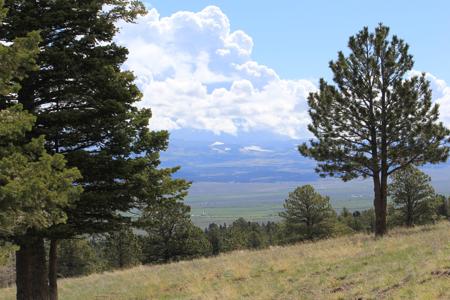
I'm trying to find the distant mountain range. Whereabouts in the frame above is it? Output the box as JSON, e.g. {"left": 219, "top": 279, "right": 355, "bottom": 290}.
{"left": 161, "top": 129, "right": 316, "bottom": 183}
{"left": 161, "top": 129, "right": 450, "bottom": 195}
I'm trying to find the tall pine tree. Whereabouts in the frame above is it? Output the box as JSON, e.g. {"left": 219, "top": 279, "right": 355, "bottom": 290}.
{"left": 299, "top": 25, "right": 450, "bottom": 236}
{"left": 0, "top": 1, "right": 185, "bottom": 299}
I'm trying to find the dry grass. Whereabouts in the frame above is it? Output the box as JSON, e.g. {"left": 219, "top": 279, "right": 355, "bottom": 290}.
{"left": 1, "top": 222, "right": 449, "bottom": 299}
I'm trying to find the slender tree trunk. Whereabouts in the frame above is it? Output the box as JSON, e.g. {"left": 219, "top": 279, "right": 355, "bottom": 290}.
{"left": 373, "top": 175, "right": 387, "bottom": 236}
{"left": 16, "top": 237, "right": 49, "bottom": 300}
{"left": 406, "top": 198, "right": 414, "bottom": 227}
{"left": 49, "top": 239, "right": 58, "bottom": 300}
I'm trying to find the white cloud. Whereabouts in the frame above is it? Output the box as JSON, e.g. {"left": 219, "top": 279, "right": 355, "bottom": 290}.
{"left": 240, "top": 145, "right": 273, "bottom": 153}
{"left": 209, "top": 141, "right": 230, "bottom": 153}
{"left": 116, "top": 7, "right": 450, "bottom": 139}
{"left": 210, "top": 141, "right": 224, "bottom": 147}
{"left": 424, "top": 73, "right": 450, "bottom": 126}
{"left": 408, "top": 71, "right": 450, "bottom": 126}
{"left": 116, "top": 6, "right": 316, "bottom": 139}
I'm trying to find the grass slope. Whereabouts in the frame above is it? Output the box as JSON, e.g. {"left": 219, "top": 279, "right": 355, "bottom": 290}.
{"left": 2, "top": 222, "right": 450, "bottom": 299}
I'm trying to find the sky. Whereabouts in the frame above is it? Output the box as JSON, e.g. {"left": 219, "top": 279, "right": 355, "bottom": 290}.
{"left": 114, "top": 0, "right": 450, "bottom": 141}
{"left": 144, "top": 0, "right": 450, "bottom": 81}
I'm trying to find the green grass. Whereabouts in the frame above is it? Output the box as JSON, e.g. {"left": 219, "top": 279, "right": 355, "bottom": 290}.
{"left": 2, "top": 222, "right": 450, "bottom": 299}
{"left": 185, "top": 181, "right": 375, "bottom": 227}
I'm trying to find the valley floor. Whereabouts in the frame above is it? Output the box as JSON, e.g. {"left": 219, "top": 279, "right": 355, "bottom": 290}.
{"left": 1, "top": 222, "right": 450, "bottom": 299}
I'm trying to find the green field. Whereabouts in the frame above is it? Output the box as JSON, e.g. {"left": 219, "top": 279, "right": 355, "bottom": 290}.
{"left": 186, "top": 181, "right": 374, "bottom": 227}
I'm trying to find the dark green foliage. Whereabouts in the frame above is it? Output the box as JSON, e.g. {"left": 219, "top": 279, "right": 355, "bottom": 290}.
{"left": 205, "top": 220, "right": 282, "bottom": 254}
{"left": 435, "top": 194, "right": 450, "bottom": 219}
{"left": 0, "top": 0, "right": 168, "bottom": 237}
{"left": 0, "top": 0, "right": 40, "bottom": 99}
{"left": 0, "top": 0, "right": 177, "bottom": 241}
{"left": 0, "top": 105, "right": 82, "bottom": 239}
{"left": 139, "top": 191, "right": 212, "bottom": 263}
{"left": 97, "top": 228, "right": 142, "bottom": 269}
{"left": 141, "top": 220, "right": 212, "bottom": 263}
{"left": 280, "top": 185, "right": 336, "bottom": 241}
{"left": 205, "top": 223, "right": 224, "bottom": 255}
{"left": 57, "top": 239, "right": 103, "bottom": 278}
{"left": 299, "top": 24, "right": 450, "bottom": 236}
{"left": 337, "top": 208, "right": 376, "bottom": 233}
{"left": 389, "top": 166, "right": 437, "bottom": 226}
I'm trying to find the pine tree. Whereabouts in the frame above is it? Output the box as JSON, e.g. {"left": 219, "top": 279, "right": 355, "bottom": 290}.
{"left": 99, "top": 228, "right": 142, "bottom": 269}
{"left": 0, "top": 1, "right": 185, "bottom": 298}
{"left": 0, "top": 105, "right": 82, "bottom": 236}
{"left": 299, "top": 24, "right": 450, "bottom": 236}
{"left": 279, "top": 185, "right": 335, "bottom": 241}
{"left": 0, "top": 2, "right": 82, "bottom": 298}
{"left": 0, "top": 106, "right": 82, "bottom": 300}
{"left": 389, "top": 165, "right": 436, "bottom": 226}
{"left": 57, "top": 238, "right": 103, "bottom": 278}
{"left": 435, "top": 194, "right": 450, "bottom": 219}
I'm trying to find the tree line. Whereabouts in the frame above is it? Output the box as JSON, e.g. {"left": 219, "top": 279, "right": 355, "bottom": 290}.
{"left": 2, "top": 168, "right": 448, "bottom": 284}
{"left": 0, "top": 0, "right": 449, "bottom": 299}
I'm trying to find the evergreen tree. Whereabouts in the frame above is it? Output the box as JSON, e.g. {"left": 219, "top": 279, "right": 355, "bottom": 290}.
{"left": 0, "top": 105, "right": 82, "bottom": 236}
{"left": 280, "top": 185, "right": 335, "bottom": 241}
{"left": 99, "top": 228, "right": 142, "bottom": 269}
{"left": 57, "top": 238, "right": 103, "bottom": 278}
{"left": 0, "top": 1, "right": 185, "bottom": 298}
{"left": 299, "top": 24, "right": 450, "bottom": 236}
{"left": 389, "top": 165, "right": 436, "bottom": 226}
{"left": 0, "top": 4, "right": 82, "bottom": 294}
{"left": 435, "top": 194, "right": 450, "bottom": 219}
{"left": 140, "top": 197, "right": 211, "bottom": 262}
{"left": 0, "top": 105, "right": 82, "bottom": 300}
{"left": 205, "top": 223, "right": 224, "bottom": 255}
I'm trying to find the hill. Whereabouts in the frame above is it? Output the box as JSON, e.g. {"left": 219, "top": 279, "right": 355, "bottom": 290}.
{"left": 1, "top": 222, "right": 450, "bottom": 299}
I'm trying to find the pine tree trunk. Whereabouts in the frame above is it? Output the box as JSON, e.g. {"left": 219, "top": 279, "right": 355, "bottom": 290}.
{"left": 16, "top": 237, "right": 49, "bottom": 300}
{"left": 16, "top": 243, "right": 32, "bottom": 300}
{"left": 406, "top": 199, "right": 414, "bottom": 227}
{"left": 49, "top": 239, "right": 58, "bottom": 300}
{"left": 373, "top": 176, "right": 387, "bottom": 236}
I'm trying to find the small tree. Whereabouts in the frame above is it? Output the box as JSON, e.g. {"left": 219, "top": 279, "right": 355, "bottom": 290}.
{"left": 389, "top": 166, "right": 436, "bottom": 226}
{"left": 138, "top": 174, "right": 211, "bottom": 262}
{"left": 300, "top": 24, "right": 450, "bottom": 236}
{"left": 99, "top": 228, "right": 142, "bottom": 269}
{"left": 57, "top": 238, "right": 103, "bottom": 278}
{"left": 280, "top": 185, "right": 335, "bottom": 241}
{"left": 435, "top": 194, "right": 450, "bottom": 219}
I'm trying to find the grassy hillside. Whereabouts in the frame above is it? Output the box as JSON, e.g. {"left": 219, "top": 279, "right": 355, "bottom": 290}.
{"left": 1, "top": 222, "right": 450, "bottom": 300}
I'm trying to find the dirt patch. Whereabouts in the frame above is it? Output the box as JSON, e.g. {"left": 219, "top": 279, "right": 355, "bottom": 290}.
{"left": 330, "top": 281, "right": 355, "bottom": 293}
{"left": 431, "top": 269, "right": 450, "bottom": 277}
{"left": 373, "top": 274, "right": 413, "bottom": 297}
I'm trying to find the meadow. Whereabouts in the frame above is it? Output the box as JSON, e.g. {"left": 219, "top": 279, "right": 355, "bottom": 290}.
{"left": 187, "top": 181, "right": 374, "bottom": 227}
{"left": 2, "top": 222, "right": 448, "bottom": 299}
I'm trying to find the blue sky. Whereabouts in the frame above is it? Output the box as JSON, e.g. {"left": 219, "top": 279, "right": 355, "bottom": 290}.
{"left": 145, "top": 0, "right": 450, "bottom": 82}
{"left": 114, "top": 0, "right": 450, "bottom": 140}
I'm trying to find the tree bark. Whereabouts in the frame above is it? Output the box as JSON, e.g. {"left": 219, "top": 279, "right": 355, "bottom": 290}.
{"left": 49, "top": 239, "right": 58, "bottom": 300}
{"left": 373, "top": 175, "right": 387, "bottom": 236}
{"left": 406, "top": 198, "right": 414, "bottom": 227}
{"left": 16, "top": 237, "right": 49, "bottom": 300}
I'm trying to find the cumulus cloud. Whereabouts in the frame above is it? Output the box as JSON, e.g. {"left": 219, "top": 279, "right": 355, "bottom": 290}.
{"left": 407, "top": 71, "right": 450, "bottom": 126}
{"left": 240, "top": 145, "right": 273, "bottom": 153}
{"left": 116, "top": 6, "right": 316, "bottom": 139}
{"left": 116, "top": 6, "right": 450, "bottom": 139}
{"left": 424, "top": 73, "right": 450, "bottom": 126}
